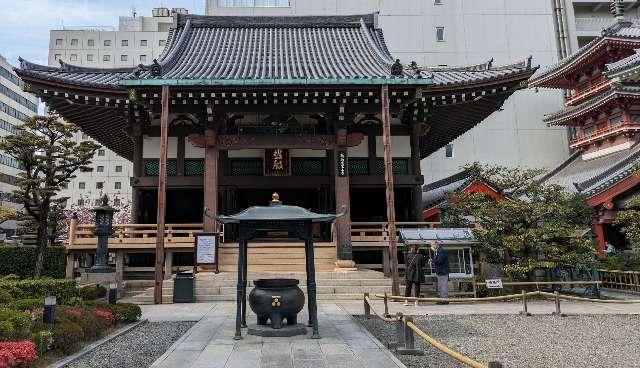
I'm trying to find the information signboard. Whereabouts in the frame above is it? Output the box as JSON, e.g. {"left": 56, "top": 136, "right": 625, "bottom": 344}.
{"left": 485, "top": 279, "right": 504, "bottom": 289}
{"left": 196, "top": 233, "right": 218, "bottom": 265}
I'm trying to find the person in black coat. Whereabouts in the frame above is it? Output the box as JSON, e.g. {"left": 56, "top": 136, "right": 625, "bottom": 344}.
{"left": 404, "top": 244, "right": 425, "bottom": 306}
{"left": 430, "top": 240, "right": 449, "bottom": 304}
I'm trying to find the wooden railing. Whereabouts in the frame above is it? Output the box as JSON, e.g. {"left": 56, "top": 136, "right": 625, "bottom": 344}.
{"left": 599, "top": 269, "right": 640, "bottom": 293}
{"left": 565, "top": 78, "right": 610, "bottom": 106}
{"left": 569, "top": 122, "right": 640, "bottom": 147}
{"left": 351, "top": 222, "right": 440, "bottom": 244}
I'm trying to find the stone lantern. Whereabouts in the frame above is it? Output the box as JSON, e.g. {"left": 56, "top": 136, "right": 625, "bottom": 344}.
{"left": 89, "top": 195, "right": 117, "bottom": 273}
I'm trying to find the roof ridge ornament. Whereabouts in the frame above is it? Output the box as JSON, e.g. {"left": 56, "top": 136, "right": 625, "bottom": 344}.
{"left": 390, "top": 59, "right": 403, "bottom": 76}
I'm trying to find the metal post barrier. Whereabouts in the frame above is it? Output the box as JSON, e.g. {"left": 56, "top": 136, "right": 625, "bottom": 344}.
{"left": 388, "top": 312, "right": 404, "bottom": 349}
{"left": 384, "top": 292, "right": 390, "bottom": 318}
{"left": 396, "top": 316, "right": 424, "bottom": 355}
{"left": 552, "top": 291, "right": 566, "bottom": 317}
{"left": 519, "top": 290, "right": 531, "bottom": 316}
{"left": 364, "top": 292, "right": 371, "bottom": 319}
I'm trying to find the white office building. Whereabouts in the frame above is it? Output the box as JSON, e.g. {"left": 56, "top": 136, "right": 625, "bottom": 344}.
{"left": 205, "top": 0, "right": 575, "bottom": 183}
{"left": 0, "top": 54, "right": 38, "bottom": 233}
{"left": 48, "top": 7, "right": 188, "bottom": 209}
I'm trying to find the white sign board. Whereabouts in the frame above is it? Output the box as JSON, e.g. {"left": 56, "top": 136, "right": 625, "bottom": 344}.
{"left": 485, "top": 279, "right": 503, "bottom": 289}
{"left": 196, "top": 235, "right": 217, "bottom": 264}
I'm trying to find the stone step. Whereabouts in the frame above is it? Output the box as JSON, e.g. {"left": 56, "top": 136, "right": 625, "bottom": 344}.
{"left": 188, "top": 279, "right": 391, "bottom": 288}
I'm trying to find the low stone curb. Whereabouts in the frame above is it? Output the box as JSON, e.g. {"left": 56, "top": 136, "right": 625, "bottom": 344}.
{"left": 47, "top": 319, "right": 148, "bottom": 368}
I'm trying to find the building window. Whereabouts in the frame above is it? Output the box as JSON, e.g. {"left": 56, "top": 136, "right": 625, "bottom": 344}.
{"left": 55, "top": 38, "right": 63, "bottom": 46}
{"left": 445, "top": 144, "right": 454, "bottom": 158}
{"left": 115, "top": 165, "right": 123, "bottom": 173}
{"left": 104, "top": 40, "right": 111, "bottom": 47}
{"left": 61, "top": 182, "right": 68, "bottom": 189}
{"left": 121, "top": 39, "right": 128, "bottom": 47}
{"left": 98, "top": 149, "right": 105, "bottom": 156}
{"left": 77, "top": 198, "right": 84, "bottom": 206}
{"left": 610, "top": 116, "right": 624, "bottom": 126}
{"left": 78, "top": 182, "right": 85, "bottom": 189}
{"left": 70, "top": 38, "right": 78, "bottom": 46}
{"left": 631, "top": 114, "right": 640, "bottom": 123}
{"left": 115, "top": 182, "right": 121, "bottom": 189}
{"left": 159, "top": 39, "right": 166, "bottom": 47}
{"left": 217, "top": 0, "right": 290, "bottom": 7}
{"left": 70, "top": 54, "right": 78, "bottom": 62}
{"left": 54, "top": 54, "right": 61, "bottom": 60}
{"left": 434, "top": 0, "right": 443, "bottom": 4}
{"left": 121, "top": 55, "right": 128, "bottom": 62}
{"left": 140, "top": 54, "right": 147, "bottom": 63}
{"left": 97, "top": 165, "right": 104, "bottom": 173}
{"left": 103, "top": 55, "right": 111, "bottom": 62}
{"left": 96, "top": 182, "right": 104, "bottom": 189}
{"left": 87, "top": 39, "right": 95, "bottom": 47}
{"left": 140, "top": 39, "right": 148, "bottom": 47}
{"left": 87, "top": 54, "right": 94, "bottom": 62}
{"left": 436, "top": 27, "right": 445, "bottom": 42}
{"left": 114, "top": 198, "right": 121, "bottom": 206}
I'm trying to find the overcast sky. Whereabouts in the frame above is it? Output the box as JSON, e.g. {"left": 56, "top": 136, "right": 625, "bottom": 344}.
{"left": 0, "top": 0, "right": 204, "bottom": 66}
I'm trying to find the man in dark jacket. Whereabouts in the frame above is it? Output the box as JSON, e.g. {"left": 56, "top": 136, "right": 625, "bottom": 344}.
{"left": 430, "top": 240, "right": 449, "bottom": 304}
{"left": 404, "top": 244, "right": 425, "bottom": 306}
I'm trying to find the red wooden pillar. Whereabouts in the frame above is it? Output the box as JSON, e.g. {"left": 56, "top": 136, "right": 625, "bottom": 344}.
{"left": 592, "top": 222, "right": 606, "bottom": 258}
{"left": 203, "top": 128, "right": 218, "bottom": 234}
{"left": 154, "top": 85, "right": 169, "bottom": 304}
{"left": 381, "top": 85, "right": 400, "bottom": 296}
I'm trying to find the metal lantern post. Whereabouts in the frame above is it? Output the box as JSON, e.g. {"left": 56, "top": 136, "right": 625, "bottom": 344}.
{"left": 90, "top": 195, "right": 117, "bottom": 272}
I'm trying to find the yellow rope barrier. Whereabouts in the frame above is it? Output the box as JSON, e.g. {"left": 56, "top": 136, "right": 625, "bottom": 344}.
{"left": 375, "top": 291, "right": 541, "bottom": 303}
{"left": 406, "top": 321, "right": 488, "bottom": 368}
{"left": 538, "top": 291, "right": 640, "bottom": 304}
{"left": 364, "top": 295, "right": 400, "bottom": 322}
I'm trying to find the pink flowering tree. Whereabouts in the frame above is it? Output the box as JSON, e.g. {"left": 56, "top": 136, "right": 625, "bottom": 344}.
{"left": 58, "top": 195, "right": 132, "bottom": 242}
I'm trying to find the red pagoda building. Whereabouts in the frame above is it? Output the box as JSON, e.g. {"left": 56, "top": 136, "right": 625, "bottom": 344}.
{"left": 530, "top": 2, "right": 640, "bottom": 255}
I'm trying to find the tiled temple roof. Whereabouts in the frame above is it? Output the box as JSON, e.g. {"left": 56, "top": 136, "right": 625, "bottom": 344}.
{"left": 18, "top": 14, "right": 533, "bottom": 88}
{"left": 530, "top": 20, "right": 640, "bottom": 87}
{"left": 422, "top": 171, "right": 472, "bottom": 210}
{"left": 541, "top": 142, "right": 640, "bottom": 198}
{"left": 542, "top": 84, "right": 640, "bottom": 125}
{"left": 605, "top": 49, "right": 640, "bottom": 78}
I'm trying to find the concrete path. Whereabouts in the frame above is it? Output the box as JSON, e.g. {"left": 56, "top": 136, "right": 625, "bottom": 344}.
{"left": 147, "top": 302, "right": 406, "bottom": 368}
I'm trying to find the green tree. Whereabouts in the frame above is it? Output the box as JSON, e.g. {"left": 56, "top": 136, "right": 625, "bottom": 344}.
{"left": 443, "top": 163, "right": 595, "bottom": 280}
{"left": 0, "top": 114, "right": 99, "bottom": 277}
{"left": 614, "top": 164, "right": 640, "bottom": 261}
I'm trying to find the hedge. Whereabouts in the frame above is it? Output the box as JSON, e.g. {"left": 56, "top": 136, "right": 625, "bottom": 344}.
{"left": 0, "top": 246, "right": 66, "bottom": 279}
{"left": 0, "top": 279, "right": 77, "bottom": 303}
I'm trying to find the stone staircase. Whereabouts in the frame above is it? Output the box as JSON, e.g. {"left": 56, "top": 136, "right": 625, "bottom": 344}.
{"left": 132, "top": 270, "right": 394, "bottom": 304}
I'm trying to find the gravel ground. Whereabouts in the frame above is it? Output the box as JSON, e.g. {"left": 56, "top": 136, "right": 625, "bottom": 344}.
{"left": 64, "top": 321, "right": 195, "bottom": 368}
{"left": 356, "top": 314, "right": 640, "bottom": 368}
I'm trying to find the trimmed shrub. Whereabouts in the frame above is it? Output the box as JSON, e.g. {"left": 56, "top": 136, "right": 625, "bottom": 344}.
{"left": 58, "top": 306, "right": 102, "bottom": 340}
{"left": 0, "top": 341, "right": 38, "bottom": 367}
{"left": 0, "top": 309, "right": 31, "bottom": 341}
{"left": 31, "top": 330, "right": 54, "bottom": 355}
{"left": 0, "top": 246, "right": 66, "bottom": 278}
{"left": 0, "top": 279, "right": 77, "bottom": 303}
{"left": 0, "top": 290, "right": 11, "bottom": 306}
{"left": 79, "top": 285, "right": 107, "bottom": 301}
{"left": 9, "top": 299, "right": 43, "bottom": 312}
{"left": 109, "top": 303, "right": 141, "bottom": 323}
{"left": 51, "top": 321, "right": 83, "bottom": 354}
{"left": 93, "top": 310, "right": 115, "bottom": 327}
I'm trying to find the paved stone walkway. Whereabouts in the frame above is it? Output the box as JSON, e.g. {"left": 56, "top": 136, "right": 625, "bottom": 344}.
{"left": 148, "top": 302, "right": 406, "bottom": 368}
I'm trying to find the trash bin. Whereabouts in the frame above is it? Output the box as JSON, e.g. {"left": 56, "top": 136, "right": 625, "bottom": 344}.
{"left": 173, "top": 272, "right": 195, "bottom": 303}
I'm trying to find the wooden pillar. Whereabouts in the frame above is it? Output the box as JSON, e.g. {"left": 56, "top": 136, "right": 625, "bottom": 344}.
{"left": 154, "top": 85, "right": 169, "bottom": 305}
{"left": 204, "top": 129, "right": 219, "bottom": 233}
{"left": 131, "top": 131, "right": 143, "bottom": 223}
{"left": 334, "top": 128, "right": 354, "bottom": 267}
{"left": 411, "top": 123, "right": 424, "bottom": 221}
{"left": 592, "top": 222, "right": 606, "bottom": 258}
{"left": 381, "top": 85, "right": 400, "bottom": 296}
{"left": 68, "top": 214, "right": 78, "bottom": 247}
{"left": 176, "top": 135, "right": 185, "bottom": 176}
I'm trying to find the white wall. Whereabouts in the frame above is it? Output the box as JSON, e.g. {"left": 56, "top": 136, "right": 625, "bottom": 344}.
{"left": 206, "top": 0, "right": 570, "bottom": 183}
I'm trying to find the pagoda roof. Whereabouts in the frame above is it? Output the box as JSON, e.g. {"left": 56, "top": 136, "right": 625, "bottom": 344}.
{"left": 543, "top": 83, "right": 640, "bottom": 125}
{"left": 541, "top": 141, "right": 640, "bottom": 198}
{"left": 422, "top": 171, "right": 473, "bottom": 210}
{"left": 530, "top": 20, "right": 640, "bottom": 88}
{"left": 605, "top": 49, "right": 640, "bottom": 78}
